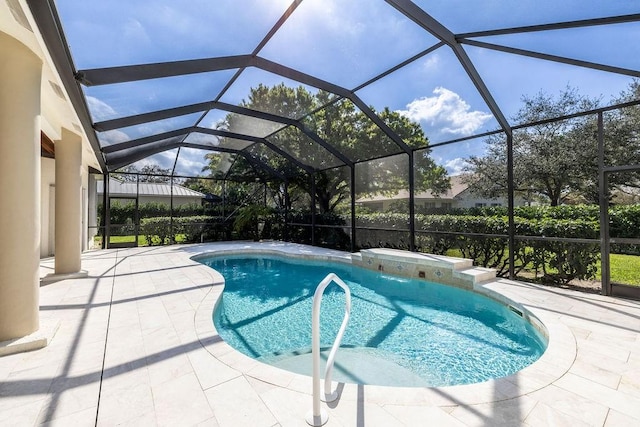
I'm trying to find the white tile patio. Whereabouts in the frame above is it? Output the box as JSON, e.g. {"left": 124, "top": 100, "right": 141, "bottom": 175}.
{"left": 1, "top": 242, "right": 639, "bottom": 426}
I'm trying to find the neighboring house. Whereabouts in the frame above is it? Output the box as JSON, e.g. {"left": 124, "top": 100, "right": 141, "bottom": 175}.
{"left": 356, "top": 175, "right": 524, "bottom": 212}
{"left": 611, "top": 184, "right": 640, "bottom": 205}
{"left": 97, "top": 178, "right": 205, "bottom": 207}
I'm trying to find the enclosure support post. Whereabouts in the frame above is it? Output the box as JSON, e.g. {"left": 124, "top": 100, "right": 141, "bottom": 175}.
{"left": 135, "top": 174, "right": 140, "bottom": 246}
{"left": 104, "top": 173, "right": 110, "bottom": 249}
{"left": 506, "top": 133, "right": 515, "bottom": 279}
{"left": 350, "top": 165, "right": 356, "bottom": 252}
{"left": 170, "top": 176, "right": 174, "bottom": 244}
{"left": 222, "top": 179, "right": 226, "bottom": 218}
{"left": 311, "top": 172, "right": 317, "bottom": 246}
{"left": 284, "top": 180, "right": 290, "bottom": 242}
{"left": 598, "top": 112, "right": 611, "bottom": 296}
{"left": 408, "top": 151, "right": 416, "bottom": 252}
{"left": 264, "top": 181, "right": 268, "bottom": 207}
{"left": 88, "top": 173, "right": 98, "bottom": 248}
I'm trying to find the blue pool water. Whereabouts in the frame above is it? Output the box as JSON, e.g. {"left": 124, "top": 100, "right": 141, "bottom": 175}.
{"left": 199, "top": 254, "right": 547, "bottom": 387}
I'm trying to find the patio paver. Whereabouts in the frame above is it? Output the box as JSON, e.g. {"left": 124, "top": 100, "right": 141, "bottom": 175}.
{"left": 0, "top": 242, "right": 639, "bottom": 426}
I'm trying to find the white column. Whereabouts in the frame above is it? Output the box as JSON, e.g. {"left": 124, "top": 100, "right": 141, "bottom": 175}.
{"left": 0, "top": 33, "right": 42, "bottom": 341}
{"left": 55, "top": 128, "right": 83, "bottom": 274}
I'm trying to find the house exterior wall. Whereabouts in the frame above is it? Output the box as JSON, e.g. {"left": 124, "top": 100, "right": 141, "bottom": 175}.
{"left": 40, "top": 159, "right": 95, "bottom": 257}
{"left": 454, "top": 195, "right": 508, "bottom": 209}
{"left": 40, "top": 157, "right": 55, "bottom": 257}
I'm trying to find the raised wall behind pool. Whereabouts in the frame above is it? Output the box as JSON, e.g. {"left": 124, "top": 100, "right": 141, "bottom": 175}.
{"left": 352, "top": 248, "right": 496, "bottom": 290}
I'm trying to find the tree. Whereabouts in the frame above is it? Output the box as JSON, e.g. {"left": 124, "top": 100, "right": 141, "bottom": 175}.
{"left": 113, "top": 164, "right": 173, "bottom": 183}
{"left": 603, "top": 80, "right": 640, "bottom": 201}
{"left": 208, "top": 84, "right": 449, "bottom": 213}
{"left": 182, "top": 176, "right": 221, "bottom": 196}
{"left": 465, "top": 87, "right": 600, "bottom": 206}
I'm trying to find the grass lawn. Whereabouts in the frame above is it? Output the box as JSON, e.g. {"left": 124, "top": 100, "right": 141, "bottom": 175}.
{"left": 445, "top": 249, "right": 640, "bottom": 287}
{"left": 95, "top": 234, "right": 188, "bottom": 247}
{"left": 603, "top": 253, "right": 640, "bottom": 286}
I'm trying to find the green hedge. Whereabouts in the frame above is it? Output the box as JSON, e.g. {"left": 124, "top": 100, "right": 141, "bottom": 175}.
{"left": 287, "top": 211, "right": 351, "bottom": 250}
{"left": 139, "top": 216, "right": 230, "bottom": 245}
{"left": 101, "top": 202, "right": 639, "bottom": 285}
{"left": 97, "top": 202, "right": 228, "bottom": 231}
{"left": 356, "top": 212, "right": 601, "bottom": 285}
{"left": 422, "top": 204, "right": 640, "bottom": 234}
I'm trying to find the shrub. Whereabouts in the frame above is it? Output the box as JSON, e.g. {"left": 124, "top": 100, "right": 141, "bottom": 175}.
{"left": 355, "top": 211, "right": 601, "bottom": 285}
{"left": 139, "top": 217, "right": 171, "bottom": 245}
{"left": 287, "top": 211, "right": 351, "bottom": 250}
{"left": 139, "top": 215, "right": 231, "bottom": 245}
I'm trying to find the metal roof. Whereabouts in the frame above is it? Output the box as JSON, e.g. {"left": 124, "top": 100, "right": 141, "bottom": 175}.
{"left": 97, "top": 178, "right": 205, "bottom": 199}
{"left": 27, "top": 1, "right": 640, "bottom": 181}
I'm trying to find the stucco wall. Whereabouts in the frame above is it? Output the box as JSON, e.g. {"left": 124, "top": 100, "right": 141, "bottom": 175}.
{"left": 40, "top": 157, "right": 55, "bottom": 257}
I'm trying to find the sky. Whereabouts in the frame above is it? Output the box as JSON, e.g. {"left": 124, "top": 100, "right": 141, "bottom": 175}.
{"left": 56, "top": 0, "right": 640, "bottom": 177}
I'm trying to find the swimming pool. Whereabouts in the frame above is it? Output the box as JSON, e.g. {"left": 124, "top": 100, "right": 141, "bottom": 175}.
{"left": 198, "top": 253, "right": 547, "bottom": 387}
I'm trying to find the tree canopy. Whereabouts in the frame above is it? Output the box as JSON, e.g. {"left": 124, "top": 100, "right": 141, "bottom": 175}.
{"left": 465, "top": 84, "right": 640, "bottom": 206}
{"left": 113, "top": 164, "right": 173, "bottom": 182}
{"left": 204, "top": 84, "right": 449, "bottom": 213}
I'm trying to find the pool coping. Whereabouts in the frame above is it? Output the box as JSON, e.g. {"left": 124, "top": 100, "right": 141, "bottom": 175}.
{"left": 188, "top": 242, "right": 576, "bottom": 407}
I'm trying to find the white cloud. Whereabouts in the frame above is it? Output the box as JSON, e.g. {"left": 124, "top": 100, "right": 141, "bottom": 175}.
{"left": 186, "top": 133, "right": 220, "bottom": 146}
{"left": 132, "top": 150, "right": 176, "bottom": 171}
{"left": 99, "top": 130, "right": 129, "bottom": 146}
{"left": 422, "top": 54, "right": 440, "bottom": 71}
{"left": 397, "top": 87, "right": 493, "bottom": 136}
{"left": 443, "top": 158, "right": 469, "bottom": 175}
{"left": 86, "top": 96, "right": 118, "bottom": 122}
{"left": 174, "top": 150, "right": 209, "bottom": 176}
{"left": 122, "top": 18, "right": 151, "bottom": 44}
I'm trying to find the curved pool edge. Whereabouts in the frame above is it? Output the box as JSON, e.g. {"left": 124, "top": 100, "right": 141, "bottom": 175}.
{"left": 187, "top": 242, "right": 577, "bottom": 407}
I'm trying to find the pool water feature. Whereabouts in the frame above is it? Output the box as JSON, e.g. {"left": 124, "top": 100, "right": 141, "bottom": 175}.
{"left": 199, "top": 254, "right": 547, "bottom": 387}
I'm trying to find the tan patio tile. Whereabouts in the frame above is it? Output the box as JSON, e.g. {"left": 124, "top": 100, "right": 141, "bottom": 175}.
{"left": 568, "top": 357, "right": 622, "bottom": 390}
{"left": 256, "top": 384, "right": 316, "bottom": 427}
{"left": 450, "top": 395, "right": 537, "bottom": 426}
{"left": 554, "top": 372, "right": 640, "bottom": 420}
{"left": 187, "top": 346, "right": 241, "bottom": 390}
{"left": 40, "top": 406, "right": 98, "bottom": 427}
{"left": 99, "top": 360, "right": 150, "bottom": 398}
{"left": 36, "top": 373, "right": 101, "bottom": 424}
{"left": 204, "top": 375, "right": 277, "bottom": 427}
{"left": 384, "top": 404, "right": 467, "bottom": 427}
{"left": 96, "top": 381, "right": 154, "bottom": 425}
{"left": 152, "top": 372, "right": 214, "bottom": 427}
{"left": 146, "top": 352, "right": 194, "bottom": 387}
{"left": 194, "top": 416, "right": 221, "bottom": 427}
{"left": 0, "top": 397, "right": 46, "bottom": 427}
{"left": 523, "top": 402, "right": 593, "bottom": 427}
{"left": 575, "top": 337, "right": 631, "bottom": 362}
{"left": 604, "top": 408, "right": 640, "bottom": 426}
{"left": 4, "top": 244, "right": 636, "bottom": 427}
{"left": 618, "top": 367, "right": 640, "bottom": 397}
{"left": 324, "top": 397, "right": 403, "bottom": 427}
{"left": 527, "top": 384, "right": 609, "bottom": 426}
{"left": 98, "top": 410, "right": 157, "bottom": 427}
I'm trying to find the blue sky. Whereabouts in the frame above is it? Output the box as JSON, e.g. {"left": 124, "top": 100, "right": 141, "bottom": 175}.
{"left": 56, "top": 0, "right": 640, "bottom": 176}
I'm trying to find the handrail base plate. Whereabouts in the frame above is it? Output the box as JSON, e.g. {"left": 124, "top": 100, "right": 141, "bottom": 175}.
{"left": 305, "top": 410, "right": 328, "bottom": 426}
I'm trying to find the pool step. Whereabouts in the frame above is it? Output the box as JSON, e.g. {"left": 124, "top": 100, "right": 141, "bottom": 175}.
{"left": 353, "top": 248, "right": 495, "bottom": 290}
{"left": 259, "top": 347, "right": 431, "bottom": 388}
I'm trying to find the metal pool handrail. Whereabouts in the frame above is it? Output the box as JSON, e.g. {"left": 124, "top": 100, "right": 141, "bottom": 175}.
{"left": 306, "top": 273, "right": 351, "bottom": 427}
